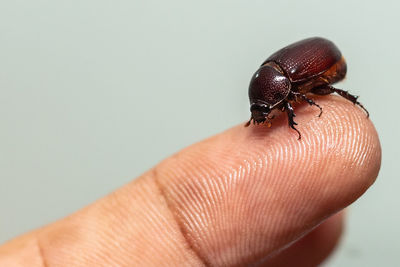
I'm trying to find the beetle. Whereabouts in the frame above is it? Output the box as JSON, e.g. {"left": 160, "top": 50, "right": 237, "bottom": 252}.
{"left": 245, "top": 37, "right": 368, "bottom": 139}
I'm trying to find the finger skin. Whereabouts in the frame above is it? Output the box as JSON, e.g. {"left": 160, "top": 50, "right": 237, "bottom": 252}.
{"left": 261, "top": 211, "right": 345, "bottom": 267}
{"left": 153, "top": 95, "right": 380, "bottom": 266}
{"left": 0, "top": 96, "right": 381, "bottom": 267}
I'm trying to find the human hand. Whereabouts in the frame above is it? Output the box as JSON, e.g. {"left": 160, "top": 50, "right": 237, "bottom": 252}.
{"left": 0, "top": 96, "right": 381, "bottom": 266}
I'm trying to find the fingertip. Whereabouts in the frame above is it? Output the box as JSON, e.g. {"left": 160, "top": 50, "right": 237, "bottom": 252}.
{"left": 238, "top": 94, "right": 380, "bottom": 205}
{"left": 155, "top": 95, "right": 381, "bottom": 266}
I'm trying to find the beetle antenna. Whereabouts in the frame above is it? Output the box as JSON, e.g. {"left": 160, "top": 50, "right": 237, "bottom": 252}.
{"left": 244, "top": 118, "right": 252, "bottom": 127}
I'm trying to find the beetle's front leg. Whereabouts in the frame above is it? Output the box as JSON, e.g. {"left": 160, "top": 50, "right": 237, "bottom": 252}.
{"left": 285, "top": 101, "right": 301, "bottom": 140}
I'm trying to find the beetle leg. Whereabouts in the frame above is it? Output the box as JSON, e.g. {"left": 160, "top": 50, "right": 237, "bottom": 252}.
{"left": 291, "top": 92, "right": 323, "bottom": 117}
{"left": 285, "top": 101, "right": 301, "bottom": 140}
{"left": 303, "top": 95, "right": 323, "bottom": 117}
{"left": 312, "top": 85, "right": 369, "bottom": 117}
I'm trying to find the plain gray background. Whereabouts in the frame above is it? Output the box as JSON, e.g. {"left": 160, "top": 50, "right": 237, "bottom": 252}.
{"left": 0, "top": 1, "right": 398, "bottom": 266}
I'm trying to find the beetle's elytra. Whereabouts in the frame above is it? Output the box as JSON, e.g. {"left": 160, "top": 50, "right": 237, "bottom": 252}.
{"left": 245, "top": 37, "right": 368, "bottom": 139}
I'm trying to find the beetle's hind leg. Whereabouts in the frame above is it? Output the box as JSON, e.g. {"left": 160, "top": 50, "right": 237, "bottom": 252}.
{"left": 291, "top": 92, "right": 323, "bottom": 117}
{"left": 312, "top": 85, "right": 369, "bottom": 117}
{"left": 285, "top": 101, "right": 301, "bottom": 140}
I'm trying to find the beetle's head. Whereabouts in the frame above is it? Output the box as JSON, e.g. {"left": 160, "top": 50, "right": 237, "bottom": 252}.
{"left": 245, "top": 64, "right": 290, "bottom": 127}
{"left": 244, "top": 102, "right": 271, "bottom": 126}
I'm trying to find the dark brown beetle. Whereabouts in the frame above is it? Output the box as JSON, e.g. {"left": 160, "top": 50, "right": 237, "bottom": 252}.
{"left": 245, "top": 37, "right": 368, "bottom": 139}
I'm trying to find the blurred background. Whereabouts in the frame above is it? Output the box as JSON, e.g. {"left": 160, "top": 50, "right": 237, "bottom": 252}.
{"left": 0, "top": 1, "right": 398, "bottom": 266}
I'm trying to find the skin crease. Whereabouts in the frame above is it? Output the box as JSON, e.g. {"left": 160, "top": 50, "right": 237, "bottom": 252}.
{"left": 261, "top": 211, "right": 345, "bottom": 267}
{"left": 0, "top": 95, "right": 381, "bottom": 267}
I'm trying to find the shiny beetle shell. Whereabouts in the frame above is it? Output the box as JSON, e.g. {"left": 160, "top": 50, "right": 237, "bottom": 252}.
{"left": 246, "top": 37, "right": 368, "bottom": 139}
